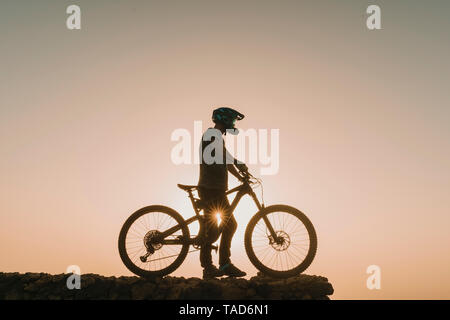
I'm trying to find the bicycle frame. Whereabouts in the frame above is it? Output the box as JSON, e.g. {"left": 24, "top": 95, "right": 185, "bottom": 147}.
{"left": 157, "top": 180, "right": 278, "bottom": 245}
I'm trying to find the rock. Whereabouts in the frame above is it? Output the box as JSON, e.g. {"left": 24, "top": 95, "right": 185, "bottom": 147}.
{"left": 131, "top": 282, "right": 157, "bottom": 299}
{"left": 0, "top": 272, "right": 334, "bottom": 300}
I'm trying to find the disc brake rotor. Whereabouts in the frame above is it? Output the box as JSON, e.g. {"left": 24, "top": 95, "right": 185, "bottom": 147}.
{"left": 268, "top": 230, "right": 291, "bottom": 251}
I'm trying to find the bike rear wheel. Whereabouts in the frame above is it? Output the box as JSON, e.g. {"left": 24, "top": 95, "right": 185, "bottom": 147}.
{"left": 118, "top": 205, "right": 190, "bottom": 278}
{"left": 245, "top": 205, "right": 317, "bottom": 278}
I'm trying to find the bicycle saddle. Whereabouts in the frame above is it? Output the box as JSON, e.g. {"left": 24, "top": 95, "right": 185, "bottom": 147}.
{"left": 177, "top": 184, "right": 197, "bottom": 191}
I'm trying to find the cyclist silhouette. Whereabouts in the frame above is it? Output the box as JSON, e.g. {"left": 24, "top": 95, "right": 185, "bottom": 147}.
{"left": 118, "top": 107, "right": 317, "bottom": 279}
{"left": 198, "top": 107, "right": 248, "bottom": 279}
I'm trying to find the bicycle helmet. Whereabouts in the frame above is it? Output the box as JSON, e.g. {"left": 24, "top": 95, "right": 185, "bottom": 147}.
{"left": 212, "top": 107, "right": 244, "bottom": 134}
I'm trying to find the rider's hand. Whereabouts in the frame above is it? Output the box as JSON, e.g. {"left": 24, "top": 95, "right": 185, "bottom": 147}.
{"left": 236, "top": 162, "right": 248, "bottom": 173}
{"left": 238, "top": 173, "right": 247, "bottom": 182}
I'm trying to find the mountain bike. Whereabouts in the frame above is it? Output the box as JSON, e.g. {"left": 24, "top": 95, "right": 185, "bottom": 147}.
{"left": 118, "top": 171, "right": 317, "bottom": 278}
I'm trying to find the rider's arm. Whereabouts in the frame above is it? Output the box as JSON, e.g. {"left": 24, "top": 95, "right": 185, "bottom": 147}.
{"left": 225, "top": 147, "right": 248, "bottom": 178}
{"left": 225, "top": 147, "right": 247, "bottom": 168}
{"left": 227, "top": 163, "right": 244, "bottom": 181}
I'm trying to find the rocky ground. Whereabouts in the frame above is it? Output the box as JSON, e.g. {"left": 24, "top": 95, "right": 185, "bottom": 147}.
{"left": 0, "top": 272, "right": 334, "bottom": 300}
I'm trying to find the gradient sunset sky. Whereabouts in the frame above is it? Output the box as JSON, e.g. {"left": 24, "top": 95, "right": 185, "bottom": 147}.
{"left": 1, "top": 0, "right": 449, "bottom": 299}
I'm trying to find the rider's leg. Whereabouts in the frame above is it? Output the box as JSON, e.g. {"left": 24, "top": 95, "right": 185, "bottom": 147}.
{"left": 215, "top": 194, "right": 246, "bottom": 277}
{"left": 198, "top": 188, "right": 221, "bottom": 268}
{"left": 199, "top": 211, "right": 220, "bottom": 268}
{"left": 199, "top": 189, "right": 245, "bottom": 277}
{"left": 216, "top": 195, "right": 237, "bottom": 267}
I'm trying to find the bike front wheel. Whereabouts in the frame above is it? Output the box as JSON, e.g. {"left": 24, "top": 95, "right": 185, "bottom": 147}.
{"left": 118, "top": 205, "right": 190, "bottom": 278}
{"left": 245, "top": 205, "right": 317, "bottom": 278}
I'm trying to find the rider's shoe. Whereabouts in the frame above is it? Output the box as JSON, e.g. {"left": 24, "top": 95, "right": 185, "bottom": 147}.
{"left": 203, "top": 265, "right": 225, "bottom": 279}
{"left": 219, "top": 263, "right": 247, "bottom": 277}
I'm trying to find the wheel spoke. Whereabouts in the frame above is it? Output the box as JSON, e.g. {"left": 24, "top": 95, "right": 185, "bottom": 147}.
{"left": 121, "top": 210, "right": 187, "bottom": 275}
{"left": 249, "top": 209, "right": 316, "bottom": 274}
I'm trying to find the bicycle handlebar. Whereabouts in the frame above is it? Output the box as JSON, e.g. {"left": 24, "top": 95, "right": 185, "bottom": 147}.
{"left": 239, "top": 170, "right": 257, "bottom": 184}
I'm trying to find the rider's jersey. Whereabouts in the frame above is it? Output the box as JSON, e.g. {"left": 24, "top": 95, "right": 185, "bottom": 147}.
{"left": 197, "top": 128, "right": 233, "bottom": 191}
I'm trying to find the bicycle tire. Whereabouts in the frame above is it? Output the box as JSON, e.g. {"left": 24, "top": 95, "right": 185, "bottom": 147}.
{"left": 244, "top": 204, "right": 317, "bottom": 278}
{"left": 118, "top": 205, "right": 190, "bottom": 278}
